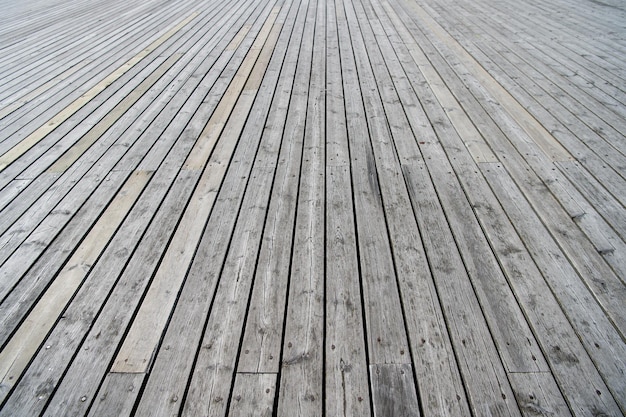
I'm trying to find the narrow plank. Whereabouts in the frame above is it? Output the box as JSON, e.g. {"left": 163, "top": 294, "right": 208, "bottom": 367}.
{"left": 0, "top": 8, "right": 193, "bottom": 184}
{"left": 408, "top": 6, "right": 626, "bottom": 281}
{"left": 324, "top": 0, "right": 371, "bottom": 414}
{"left": 0, "top": 0, "right": 302, "bottom": 361}
{"left": 481, "top": 163, "right": 626, "bottom": 412}
{"left": 558, "top": 160, "right": 626, "bottom": 242}
{"left": 0, "top": 12, "right": 199, "bottom": 172}
{"left": 0, "top": 179, "right": 30, "bottom": 212}
{"left": 177, "top": 2, "right": 303, "bottom": 412}
{"left": 111, "top": 12, "right": 282, "bottom": 375}
{"left": 359, "top": 0, "right": 553, "bottom": 411}
{"left": 399, "top": 0, "right": 573, "bottom": 162}
{"left": 47, "top": 53, "right": 184, "bottom": 173}
{"left": 226, "top": 24, "right": 252, "bottom": 51}
{"left": 27, "top": 172, "right": 197, "bottom": 417}
{"left": 228, "top": 373, "right": 276, "bottom": 417}
{"left": 0, "top": 3, "right": 187, "bottom": 133}
{"left": 402, "top": 164, "right": 521, "bottom": 417}
{"left": 381, "top": 2, "right": 497, "bottom": 164}
{"left": 0, "top": 169, "right": 151, "bottom": 400}
{"left": 86, "top": 373, "right": 145, "bottom": 417}
{"left": 236, "top": 0, "right": 311, "bottom": 374}
{"left": 276, "top": 0, "right": 325, "bottom": 412}
{"left": 0, "top": 2, "right": 273, "bottom": 413}
{"left": 0, "top": 0, "right": 257, "bottom": 313}
{"left": 341, "top": 0, "right": 411, "bottom": 367}
{"left": 0, "top": 60, "right": 88, "bottom": 120}
{"left": 370, "top": 364, "right": 420, "bottom": 416}
{"left": 508, "top": 373, "right": 571, "bottom": 417}
{"left": 447, "top": 1, "right": 626, "bottom": 145}
{"left": 183, "top": 7, "right": 281, "bottom": 171}
{"left": 128, "top": 4, "right": 289, "bottom": 417}
{"left": 325, "top": 167, "right": 372, "bottom": 416}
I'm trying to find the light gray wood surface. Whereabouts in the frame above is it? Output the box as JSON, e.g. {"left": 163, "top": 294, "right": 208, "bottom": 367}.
{"left": 1, "top": 0, "right": 624, "bottom": 415}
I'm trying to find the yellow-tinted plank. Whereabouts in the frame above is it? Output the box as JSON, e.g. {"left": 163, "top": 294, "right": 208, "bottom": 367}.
{"left": 0, "top": 170, "right": 152, "bottom": 398}
{"left": 226, "top": 24, "right": 252, "bottom": 51}
{"left": 383, "top": 2, "right": 498, "bottom": 163}
{"left": 0, "top": 61, "right": 90, "bottom": 120}
{"left": 47, "top": 53, "right": 184, "bottom": 173}
{"left": 244, "top": 24, "right": 282, "bottom": 91}
{"left": 183, "top": 7, "right": 280, "bottom": 171}
{"left": 402, "top": 0, "right": 573, "bottom": 161}
{"left": 111, "top": 10, "right": 282, "bottom": 374}
{"left": 0, "top": 12, "right": 198, "bottom": 172}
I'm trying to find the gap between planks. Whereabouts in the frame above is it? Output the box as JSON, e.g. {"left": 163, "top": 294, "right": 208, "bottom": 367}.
{"left": 399, "top": 0, "right": 574, "bottom": 162}
{"left": 111, "top": 8, "right": 282, "bottom": 374}
{"left": 0, "top": 12, "right": 199, "bottom": 172}
{"left": 0, "top": 170, "right": 152, "bottom": 399}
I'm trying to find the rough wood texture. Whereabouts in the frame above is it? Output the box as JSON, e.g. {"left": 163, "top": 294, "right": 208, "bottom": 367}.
{"left": 1, "top": 0, "right": 625, "bottom": 415}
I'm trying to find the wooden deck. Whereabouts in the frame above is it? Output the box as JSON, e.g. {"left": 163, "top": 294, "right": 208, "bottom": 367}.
{"left": 0, "top": 0, "right": 625, "bottom": 414}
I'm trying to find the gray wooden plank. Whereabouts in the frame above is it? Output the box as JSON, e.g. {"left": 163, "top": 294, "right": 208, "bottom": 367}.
{"left": 342, "top": 0, "right": 412, "bottom": 367}
{"left": 179, "top": 11, "right": 295, "bottom": 417}
{"left": 0, "top": 170, "right": 151, "bottom": 399}
{"left": 401, "top": 164, "right": 521, "bottom": 417}
{"left": 112, "top": 9, "right": 282, "bottom": 375}
{"left": 276, "top": 0, "right": 325, "bottom": 412}
{"left": 0, "top": 0, "right": 265, "bottom": 329}
{"left": 0, "top": 168, "right": 198, "bottom": 417}
{"left": 228, "top": 373, "right": 276, "bottom": 417}
{"left": 127, "top": 5, "right": 287, "bottom": 417}
{"left": 370, "top": 364, "right": 421, "bottom": 417}
{"left": 0, "top": 1, "right": 274, "bottom": 414}
{"left": 324, "top": 0, "right": 371, "bottom": 414}
{"left": 372, "top": 0, "right": 550, "bottom": 376}
{"left": 482, "top": 163, "right": 626, "bottom": 413}
{"left": 0, "top": 7, "right": 197, "bottom": 152}
{"left": 388, "top": 0, "right": 626, "bottom": 338}
{"left": 508, "top": 373, "right": 572, "bottom": 417}
{"left": 236, "top": 0, "right": 312, "bottom": 375}
{"left": 406, "top": 8, "right": 626, "bottom": 282}
{"left": 86, "top": 373, "right": 145, "bottom": 417}
{"left": 443, "top": 0, "right": 626, "bottom": 138}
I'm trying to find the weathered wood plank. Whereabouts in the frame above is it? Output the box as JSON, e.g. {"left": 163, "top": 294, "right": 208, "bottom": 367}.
{"left": 508, "top": 373, "right": 571, "bottom": 417}
{"left": 228, "top": 373, "right": 276, "bottom": 417}
{"left": 341, "top": 0, "right": 411, "bottom": 367}
{"left": 178, "top": 13, "right": 297, "bottom": 415}
{"left": 236, "top": 0, "right": 311, "bottom": 374}
{"left": 47, "top": 53, "right": 183, "bottom": 173}
{"left": 0, "top": 61, "right": 88, "bottom": 120}
{"left": 0, "top": 12, "right": 199, "bottom": 172}
{"left": 0, "top": 1, "right": 271, "bottom": 414}
{"left": 398, "top": 0, "right": 573, "bottom": 163}
{"left": 324, "top": 0, "right": 371, "bottom": 414}
{"left": 111, "top": 11, "right": 282, "bottom": 375}
{"left": 0, "top": 170, "right": 150, "bottom": 399}
{"left": 86, "top": 373, "right": 145, "bottom": 417}
{"left": 482, "top": 163, "right": 626, "bottom": 413}
{"left": 276, "top": 0, "right": 325, "bottom": 412}
{"left": 0, "top": 169, "right": 197, "bottom": 417}
{"left": 370, "top": 364, "right": 421, "bottom": 417}
{"left": 0, "top": 0, "right": 263, "bottom": 330}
